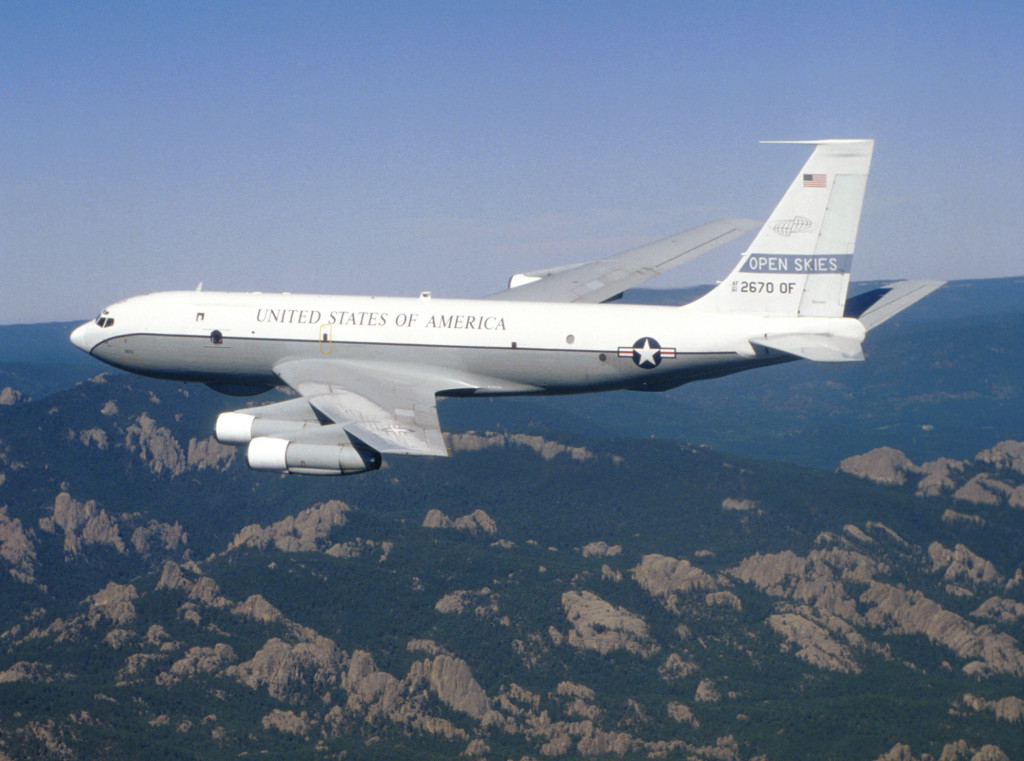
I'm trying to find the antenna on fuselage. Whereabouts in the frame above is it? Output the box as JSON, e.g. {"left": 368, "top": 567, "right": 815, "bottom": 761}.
{"left": 196, "top": 282, "right": 203, "bottom": 292}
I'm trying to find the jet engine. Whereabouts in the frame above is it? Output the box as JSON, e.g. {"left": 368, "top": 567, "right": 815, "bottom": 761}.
{"left": 215, "top": 397, "right": 325, "bottom": 445}
{"left": 247, "top": 436, "right": 381, "bottom": 476}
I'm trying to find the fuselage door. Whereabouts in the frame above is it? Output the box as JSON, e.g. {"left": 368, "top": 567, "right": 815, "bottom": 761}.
{"left": 319, "top": 324, "right": 332, "bottom": 354}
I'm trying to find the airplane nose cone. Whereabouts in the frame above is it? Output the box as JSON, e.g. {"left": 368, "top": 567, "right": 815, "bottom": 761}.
{"left": 70, "top": 322, "right": 94, "bottom": 353}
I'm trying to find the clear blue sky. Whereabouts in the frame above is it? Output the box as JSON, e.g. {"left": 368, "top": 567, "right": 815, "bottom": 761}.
{"left": 2, "top": 1, "right": 1021, "bottom": 324}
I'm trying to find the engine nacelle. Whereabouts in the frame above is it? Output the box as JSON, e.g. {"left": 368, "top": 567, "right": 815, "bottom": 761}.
{"left": 246, "top": 436, "right": 381, "bottom": 476}
{"left": 215, "top": 398, "right": 325, "bottom": 445}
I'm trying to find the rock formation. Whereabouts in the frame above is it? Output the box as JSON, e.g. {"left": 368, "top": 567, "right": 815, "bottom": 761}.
{"left": 423, "top": 508, "right": 498, "bottom": 534}
{"left": 0, "top": 506, "right": 37, "bottom": 584}
{"left": 40, "top": 492, "right": 125, "bottom": 556}
{"left": 87, "top": 582, "right": 138, "bottom": 627}
{"left": 228, "top": 500, "right": 350, "bottom": 553}
{"left": 632, "top": 554, "right": 719, "bottom": 613}
{"left": 767, "top": 612, "right": 860, "bottom": 673}
{"left": 227, "top": 634, "right": 347, "bottom": 702}
{"left": 840, "top": 441, "right": 1024, "bottom": 508}
{"left": 581, "top": 541, "right": 621, "bottom": 557}
{"left": 561, "top": 590, "right": 658, "bottom": 657}
{"left": 449, "top": 431, "right": 595, "bottom": 461}
{"left": 929, "top": 542, "right": 1003, "bottom": 587}
{"left": 839, "top": 447, "right": 922, "bottom": 485}
{"left": 957, "top": 693, "right": 1024, "bottom": 723}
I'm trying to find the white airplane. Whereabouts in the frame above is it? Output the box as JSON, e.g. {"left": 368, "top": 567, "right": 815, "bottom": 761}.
{"left": 70, "top": 140, "right": 941, "bottom": 476}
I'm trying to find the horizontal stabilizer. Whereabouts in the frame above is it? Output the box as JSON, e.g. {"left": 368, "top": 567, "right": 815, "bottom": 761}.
{"left": 750, "top": 333, "right": 864, "bottom": 362}
{"left": 845, "top": 280, "right": 945, "bottom": 330}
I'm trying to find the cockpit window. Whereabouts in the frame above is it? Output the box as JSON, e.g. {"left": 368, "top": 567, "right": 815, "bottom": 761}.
{"left": 94, "top": 316, "right": 115, "bottom": 328}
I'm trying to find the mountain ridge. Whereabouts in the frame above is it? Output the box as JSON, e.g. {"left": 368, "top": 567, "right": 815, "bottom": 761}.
{"left": 0, "top": 277, "right": 1021, "bottom": 759}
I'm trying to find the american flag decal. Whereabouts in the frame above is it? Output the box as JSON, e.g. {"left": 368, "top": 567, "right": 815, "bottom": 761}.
{"left": 803, "top": 173, "right": 826, "bottom": 188}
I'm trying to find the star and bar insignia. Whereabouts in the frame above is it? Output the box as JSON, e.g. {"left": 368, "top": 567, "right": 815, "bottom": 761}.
{"left": 617, "top": 337, "right": 676, "bottom": 369}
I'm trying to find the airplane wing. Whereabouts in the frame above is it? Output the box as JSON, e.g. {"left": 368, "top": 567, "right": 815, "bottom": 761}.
{"left": 485, "top": 218, "right": 760, "bottom": 304}
{"left": 273, "top": 359, "right": 453, "bottom": 456}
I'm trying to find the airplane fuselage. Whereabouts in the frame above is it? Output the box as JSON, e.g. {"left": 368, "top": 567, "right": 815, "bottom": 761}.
{"left": 71, "top": 289, "right": 866, "bottom": 396}
{"left": 68, "top": 141, "right": 942, "bottom": 476}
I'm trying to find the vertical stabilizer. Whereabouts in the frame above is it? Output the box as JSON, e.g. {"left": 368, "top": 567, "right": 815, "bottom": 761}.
{"left": 691, "top": 139, "right": 873, "bottom": 317}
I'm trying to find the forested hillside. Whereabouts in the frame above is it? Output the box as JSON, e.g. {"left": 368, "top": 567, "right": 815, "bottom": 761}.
{"left": 0, "top": 277, "right": 1020, "bottom": 760}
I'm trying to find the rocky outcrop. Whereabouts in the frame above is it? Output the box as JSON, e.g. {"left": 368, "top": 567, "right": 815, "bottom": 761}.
{"left": 450, "top": 431, "right": 594, "bottom": 461}
{"left": 434, "top": 588, "right": 501, "bottom": 620}
{"left": 694, "top": 678, "right": 720, "bottom": 703}
{"left": 423, "top": 508, "right": 454, "bottom": 528}
{"left": 325, "top": 537, "right": 393, "bottom": 561}
{"left": 658, "top": 653, "right": 698, "bottom": 680}
{"left": 976, "top": 440, "right": 1024, "bottom": 474}
{"left": 227, "top": 500, "right": 350, "bottom": 553}
{"left": 839, "top": 447, "right": 921, "bottom": 485}
{"left": 185, "top": 436, "right": 236, "bottom": 472}
{"left": 0, "top": 661, "right": 72, "bottom": 683}
{"left": 666, "top": 701, "right": 699, "bottom": 727}
{"left": 581, "top": 541, "right": 621, "bottom": 558}
{"left": 117, "top": 653, "right": 167, "bottom": 684}
{"left": 861, "top": 582, "right": 1024, "bottom": 676}
{"left": 77, "top": 428, "right": 108, "bottom": 449}
{"left": 957, "top": 693, "right": 1024, "bottom": 723}
{"left": 972, "top": 596, "right": 1024, "bottom": 623}
{"left": 125, "top": 413, "right": 187, "bottom": 475}
{"left": 0, "top": 387, "right": 27, "bottom": 405}
{"left": 261, "top": 709, "right": 309, "bottom": 735}
{"left": 953, "top": 475, "right": 1012, "bottom": 506}
{"left": 337, "top": 649, "right": 495, "bottom": 742}
{"left": 0, "top": 506, "right": 37, "bottom": 584}
{"left": 731, "top": 540, "right": 1024, "bottom": 677}
{"left": 436, "top": 589, "right": 474, "bottom": 614}
{"left": 227, "top": 634, "right": 346, "bottom": 702}
{"left": 35, "top": 492, "right": 185, "bottom": 563}
{"left": 561, "top": 590, "right": 658, "bottom": 657}
{"left": 721, "top": 498, "right": 758, "bottom": 512}
{"left": 768, "top": 612, "right": 860, "bottom": 673}
{"left": 154, "top": 561, "right": 231, "bottom": 616}
{"left": 730, "top": 548, "right": 872, "bottom": 622}
{"left": 159, "top": 644, "right": 237, "bottom": 685}
{"left": 929, "top": 542, "right": 1003, "bottom": 587}
{"left": 87, "top": 582, "right": 138, "bottom": 627}
{"left": 840, "top": 442, "right": 1024, "bottom": 507}
{"left": 124, "top": 414, "right": 234, "bottom": 475}
{"left": 420, "top": 655, "right": 490, "bottom": 720}
{"left": 943, "top": 509, "right": 986, "bottom": 527}
{"left": 130, "top": 520, "right": 187, "bottom": 555}
{"left": 423, "top": 508, "right": 497, "bottom": 534}
{"left": 232, "top": 594, "right": 285, "bottom": 625}
{"left": 454, "top": 509, "right": 497, "bottom": 534}
{"left": 633, "top": 554, "right": 718, "bottom": 613}
{"left": 917, "top": 458, "right": 968, "bottom": 497}
{"left": 872, "top": 740, "right": 1011, "bottom": 761}
{"left": 40, "top": 492, "right": 125, "bottom": 556}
